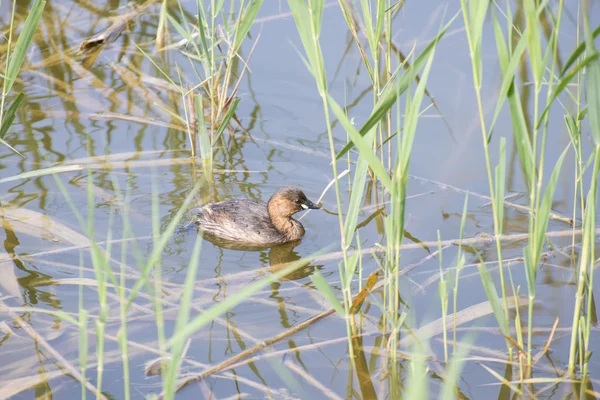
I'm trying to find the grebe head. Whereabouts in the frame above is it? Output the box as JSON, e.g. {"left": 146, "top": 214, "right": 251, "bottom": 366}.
{"left": 267, "top": 187, "right": 320, "bottom": 218}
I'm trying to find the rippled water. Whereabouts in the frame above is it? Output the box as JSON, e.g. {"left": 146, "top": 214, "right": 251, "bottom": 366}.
{"left": 0, "top": 0, "right": 599, "bottom": 398}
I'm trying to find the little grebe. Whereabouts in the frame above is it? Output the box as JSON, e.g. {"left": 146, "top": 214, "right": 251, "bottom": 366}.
{"left": 196, "top": 186, "right": 320, "bottom": 245}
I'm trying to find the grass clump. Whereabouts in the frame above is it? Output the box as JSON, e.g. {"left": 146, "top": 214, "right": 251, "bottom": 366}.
{"left": 148, "top": 0, "right": 262, "bottom": 182}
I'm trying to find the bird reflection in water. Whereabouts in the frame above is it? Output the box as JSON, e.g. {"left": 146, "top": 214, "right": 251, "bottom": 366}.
{"left": 198, "top": 233, "right": 322, "bottom": 281}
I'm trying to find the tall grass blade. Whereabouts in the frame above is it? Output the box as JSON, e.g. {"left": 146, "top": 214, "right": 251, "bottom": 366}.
{"left": 327, "top": 95, "right": 392, "bottom": 189}
{"left": 561, "top": 25, "right": 600, "bottom": 75}
{"left": 0, "top": 92, "right": 24, "bottom": 139}
{"left": 310, "top": 270, "right": 345, "bottom": 316}
{"left": 288, "top": 0, "right": 325, "bottom": 91}
{"left": 213, "top": 97, "right": 240, "bottom": 144}
{"left": 466, "top": 0, "right": 489, "bottom": 87}
{"left": 532, "top": 146, "right": 569, "bottom": 265}
{"left": 233, "top": 0, "right": 264, "bottom": 51}
{"left": 477, "top": 262, "right": 510, "bottom": 337}
{"left": 491, "top": 11, "right": 533, "bottom": 186}
{"left": 440, "top": 335, "right": 473, "bottom": 400}
{"left": 582, "top": 5, "right": 600, "bottom": 146}
{"left": 487, "top": 32, "right": 528, "bottom": 142}
{"left": 538, "top": 53, "right": 600, "bottom": 129}
{"left": 343, "top": 142, "right": 371, "bottom": 246}
{"left": 524, "top": 0, "right": 543, "bottom": 84}
{"left": 494, "top": 138, "right": 506, "bottom": 234}
{"left": 195, "top": 94, "right": 211, "bottom": 166}
{"left": 4, "top": 0, "right": 46, "bottom": 95}
{"left": 162, "top": 233, "right": 204, "bottom": 399}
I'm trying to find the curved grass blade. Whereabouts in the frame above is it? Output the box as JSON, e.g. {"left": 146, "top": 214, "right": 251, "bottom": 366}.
{"left": 477, "top": 262, "right": 510, "bottom": 337}
{"left": 561, "top": 25, "right": 600, "bottom": 75}
{"left": 213, "top": 97, "right": 240, "bottom": 144}
{"left": 0, "top": 93, "right": 24, "bottom": 140}
{"left": 0, "top": 92, "right": 26, "bottom": 157}
{"left": 232, "top": 0, "right": 264, "bottom": 52}
{"left": 327, "top": 94, "right": 392, "bottom": 190}
{"left": 310, "top": 269, "right": 345, "bottom": 316}
{"left": 537, "top": 52, "right": 600, "bottom": 130}
{"left": 486, "top": 30, "right": 528, "bottom": 142}
{"left": 532, "top": 145, "right": 569, "bottom": 264}
{"left": 4, "top": 0, "right": 46, "bottom": 95}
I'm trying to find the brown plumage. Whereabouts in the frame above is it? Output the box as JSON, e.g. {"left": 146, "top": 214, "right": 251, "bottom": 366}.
{"left": 196, "top": 187, "right": 321, "bottom": 246}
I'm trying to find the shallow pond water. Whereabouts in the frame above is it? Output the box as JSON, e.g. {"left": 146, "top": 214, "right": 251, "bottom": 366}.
{"left": 1, "top": 0, "right": 599, "bottom": 399}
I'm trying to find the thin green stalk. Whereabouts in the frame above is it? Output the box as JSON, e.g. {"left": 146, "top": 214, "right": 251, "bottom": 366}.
{"left": 437, "top": 230, "right": 448, "bottom": 364}
{"left": 78, "top": 250, "right": 88, "bottom": 400}
{"left": 459, "top": 1, "right": 511, "bottom": 357}
{"left": 582, "top": 149, "right": 599, "bottom": 378}
{"left": 162, "top": 233, "right": 204, "bottom": 399}
{"left": 0, "top": 0, "right": 18, "bottom": 122}
{"left": 118, "top": 221, "right": 131, "bottom": 400}
{"left": 0, "top": 0, "right": 45, "bottom": 156}
{"left": 151, "top": 168, "right": 167, "bottom": 390}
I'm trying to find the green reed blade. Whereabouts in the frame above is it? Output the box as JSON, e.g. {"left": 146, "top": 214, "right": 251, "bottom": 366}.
{"left": 477, "top": 262, "right": 510, "bottom": 337}
{"left": 440, "top": 332, "right": 473, "bottom": 400}
{"left": 494, "top": 138, "right": 506, "bottom": 235}
{"left": 491, "top": 11, "right": 533, "bottom": 188}
{"left": 327, "top": 94, "right": 392, "bottom": 190}
{"left": 78, "top": 308, "right": 88, "bottom": 400}
{"left": 537, "top": 52, "right": 600, "bottom": 131}
{"left": 3, "top": 0, "right": 46, "bottom": 96}
{"left": 232, "top": 0, "right": 263, "bottom": 51}
{"left": 583, "top": 7, "right": 600, "bottom": 146}
{"left": 532, "top": 145, "right": 569, "bottom": 264}
{"left": 193, "top": 3, "right": 211, "bottom": 75}
{"left": 0, "top": 92, "right": 23, "bottom": 139}
{"left": 487, "top": 30, "right": 528, "bottom": 143}
{"left": 400, "top": 29, "right": 438, "bottom": 166}
{"left": 213, "top": 97, "right": 240, "bottom": 144}
{"left": 195, "top": 94, "right": 211, "bottom": 164}
{"left": 310, "top": 270, "right": 345, "bottom": 316}
{"left": 343, "top": 129, "right": 373, "bottom": 247}
{"left": 562, "top": 25, "right": 600, "bottom": 75}
{"left": 288, "top": 0, "right": 322, "bottom": 89}
{"left": 358, "top": 0, "right": 376, "bottom": 60}
{"left": 524, "top": 0, "right": 543, "bottom": 84}
{"left": 309, "top": 0, "right": 324, "bottom": 38}
{"left": 162, "top": 233, "right": 204, "bottom": 399}
{"left": 466, "top": 0, "right": 489, "bottom": 87}
{"left": 405, "top": 344, "right": 428, "bottom": 400}
{"left": 0, "top": 92, "right": 25, "bottom": 157}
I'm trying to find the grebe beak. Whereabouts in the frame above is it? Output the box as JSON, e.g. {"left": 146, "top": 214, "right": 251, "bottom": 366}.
{"left": 301, "top": 199, "right": 321, "bottom": 210}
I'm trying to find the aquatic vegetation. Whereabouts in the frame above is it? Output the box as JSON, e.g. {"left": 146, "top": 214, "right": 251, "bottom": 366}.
{"left": 0, "top": 0, "right": 598, "bottom": 399}
{"left": 0, "top": 0, "right": 45, "bottom": 157}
